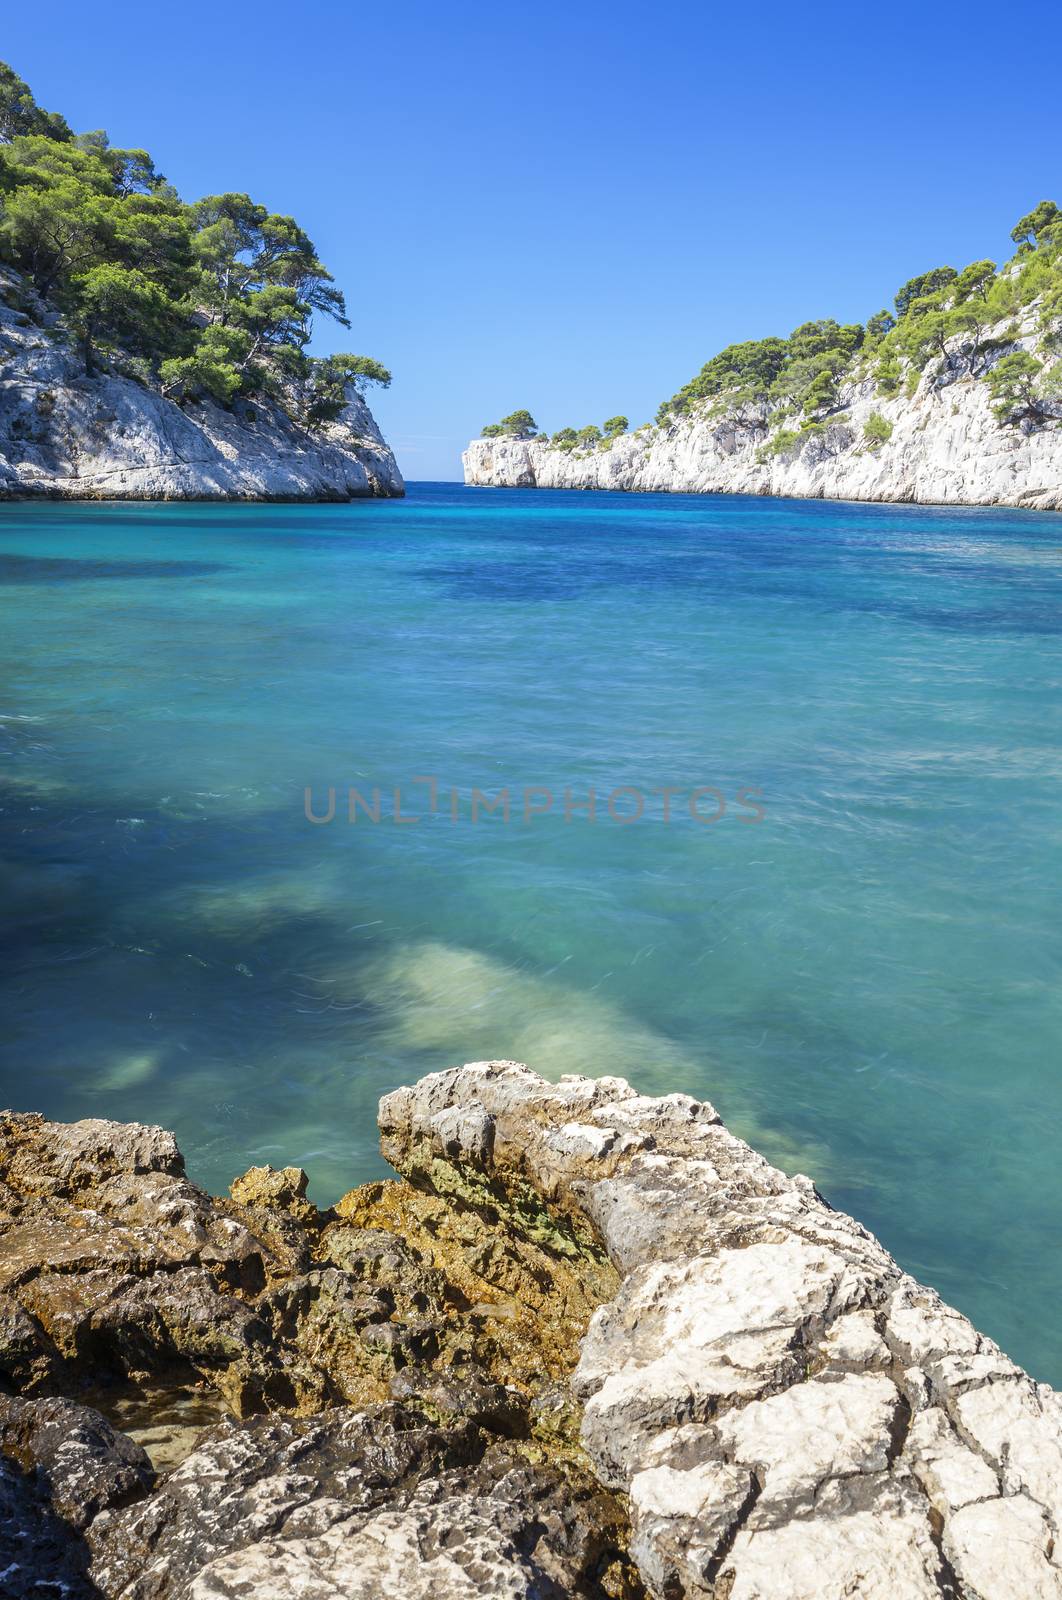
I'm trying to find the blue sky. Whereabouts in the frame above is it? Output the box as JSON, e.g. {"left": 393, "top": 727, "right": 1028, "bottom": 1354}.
{"left": 5, "top": 1, "right": 1061, "bottom": 480}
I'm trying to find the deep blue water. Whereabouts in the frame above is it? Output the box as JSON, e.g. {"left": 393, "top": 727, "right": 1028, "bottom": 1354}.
{"left": 1, "top": 484, "right": 1060, "bottom": 1381}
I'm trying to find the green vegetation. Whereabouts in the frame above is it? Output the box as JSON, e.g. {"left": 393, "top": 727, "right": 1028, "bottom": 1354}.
{"left": 0, "top": 62, "right": 389, "bottom": 423}
{"left": 651, "top": 202, "right": 1061, "bottom": 437}
{"left": 874, "top": 351, "right": 903, "bottom": 397}
{"left": 863, "top": 412, "right": 893, "bottom": 448}
{"left": 1011, "top": 200, "right": 1061, "bottom": 249}
{"left": 984, "top": 351, "right": 1047, "bottom": 424}
{"left": 0, "top": 61, "right": 72, "bottom": 143}
{"left": 544, "top": 416, "right": 629, "bottom": 452}
{"left": 864, "top": 309, "right": 896, "bottom": 343}
{"left": 756, "top": 427, "right": 800, "bottom": 462}
{"left": 656, "top": 337, "right": 789, "bottom": 422}
{"left": 481, "top": 408, "right": 538, "bottom": 438}
{"left": 655, "top": 321, "right": 867, "bottom": 425}
{"left": 549, "top": 427, "right": 578, "bottom": 450}
{"left": 477, "top": 413, "right": 635, "bottom": 451}
{"left": 893, "top": 267, "right": 958, "bottom": 319}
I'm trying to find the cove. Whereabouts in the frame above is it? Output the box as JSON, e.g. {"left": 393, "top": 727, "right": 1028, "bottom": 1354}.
{"left": 1, "top": 483, "right": 1060, "bottom": 1384}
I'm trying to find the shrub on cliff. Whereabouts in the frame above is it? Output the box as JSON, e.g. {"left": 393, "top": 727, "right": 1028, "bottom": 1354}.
{"left": 546, "top": 418, "right": 627, "bottom": 450}
{"left": 985, "top": 350, "right": 1047, "bottom": 424}
{"left": 1011, "top": 200, "right": 1061, "bottom": 249}
{"left": 894, "top": 266, "right": 958, "bottom": 319}
{"left": 160, "top": 326, "right": 250, "bottom": 405}
{"left": 800, "top": 369, "right": 839, "bottom": 416}
{"left": 755, "top": 427, "right": 800, "bottom": 463}
{"left": 864, "top": 309, "right": 896, "bottom": 345}
{"left": 875, "top": 351, "right": 903, "bottom": 396}
{"left": 863, "top": 412, "right": 893, "bottom": 448}
{"left": 550, "top": 427, "right": 578, "bottom": 450}
{"left": 656, "top": 336, "right": 789, "bottom": 422}
{"left": 482, "top": 409, "right": 538, "bottom": 438}
{"left": 306, "top": 354, "right": 392, "bottom": 424}
{"left": 953, "top": 260, "right": 997, "bottom": 303}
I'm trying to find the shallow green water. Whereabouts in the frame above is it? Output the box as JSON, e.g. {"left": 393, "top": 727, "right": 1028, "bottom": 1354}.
{"left": 1, "top": 485, "right": 1060, "bottom": 1380}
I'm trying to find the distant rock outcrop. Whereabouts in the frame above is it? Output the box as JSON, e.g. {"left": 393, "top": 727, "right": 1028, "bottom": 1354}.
{"left": 464, "top": 317, "right": 1061, "bottom": 511}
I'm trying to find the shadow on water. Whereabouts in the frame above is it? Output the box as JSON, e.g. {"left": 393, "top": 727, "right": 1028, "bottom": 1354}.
{"left": 413, "top": 532, "right": 1062, "bottom": 634}
{"left": 0, "top": 553, "right": 231, "bottom": 582}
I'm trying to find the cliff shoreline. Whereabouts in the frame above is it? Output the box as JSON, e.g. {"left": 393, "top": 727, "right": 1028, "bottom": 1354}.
{"left": 0, "top": 270, "right": 404, "bottom": 503}
{"left": 464, "top": 315, "right": 1061, "bottom": 512}
{"left": 2, "top": 1062, "right": 1061, "bottom": 1598}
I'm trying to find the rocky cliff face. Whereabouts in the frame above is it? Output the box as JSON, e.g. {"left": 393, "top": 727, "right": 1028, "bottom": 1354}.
{"left": 464, "top": 320, "right": 1061, "bottom": 511}
{"left": 3, "top": 1064, "right": 1061, "bottom": 1599}
{"left": 0, "top": 272, "right": 404, "bottom": 501}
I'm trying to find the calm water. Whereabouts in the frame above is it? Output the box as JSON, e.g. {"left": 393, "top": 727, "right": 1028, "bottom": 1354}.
{"left": 1, "top": 484, "right": 1060, "bottom": 1381}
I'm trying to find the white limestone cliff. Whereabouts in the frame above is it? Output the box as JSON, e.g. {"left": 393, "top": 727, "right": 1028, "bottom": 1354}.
{"left": 464, "top": 317, "right": 1061, "bottom": 511}
{"left": 0, "top": 270, "right": 403, "bottom": 501}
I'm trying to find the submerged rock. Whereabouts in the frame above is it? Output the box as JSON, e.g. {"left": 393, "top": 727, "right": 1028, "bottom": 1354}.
{"left": 1, "top": 1062, "right": 1061, "bottom": 1597}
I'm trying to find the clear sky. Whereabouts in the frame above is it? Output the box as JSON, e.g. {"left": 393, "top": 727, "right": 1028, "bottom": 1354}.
{"left": 5, "top": 1, "right": 1061, "bottom": 480}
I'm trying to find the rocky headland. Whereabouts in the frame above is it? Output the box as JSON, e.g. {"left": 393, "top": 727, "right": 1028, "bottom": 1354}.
{"left": 0, "top": 271, "right": 404, "bottom": 501}
{"left": 465, "top": 192, "right": 1062, "bottom": 520}
{"left": 2, "top": 1061, "right": 1061, "bottom": 1598}
{"left": 0, "top": 60, "right": 404, "bottom": 504}
{"left": 464, "top": 313, "right": 1061, "bottom": 510}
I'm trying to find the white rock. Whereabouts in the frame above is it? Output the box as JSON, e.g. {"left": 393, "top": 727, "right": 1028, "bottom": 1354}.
{"left": 715, "top": 1371, "right": 900, "bottom": 1496}
{"left": 187, "top": 1497, "right": 552, "bottom": 1600}
{"left": 944, "top": 1494, "right": 1062, "bottom": 1600}
{"left": 953, "top": 1379, "right": 1062, "bottom": 1507}
{"left": 819, "top": 1309, "right": 891, "bottom": 1366}
{"left": 381, "top": 1061, "right": 1062, "bottom": 1599}
{"left": 907, "top": 1405, "right": 1000, "bottom": 1513}
{"left": 722, "top": 1496, "right": 945, "bottom": 1600}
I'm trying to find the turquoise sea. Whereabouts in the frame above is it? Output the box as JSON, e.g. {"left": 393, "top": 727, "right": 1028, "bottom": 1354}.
{"left": 1, "top": 484, "right": 1060, "bottom": 1382}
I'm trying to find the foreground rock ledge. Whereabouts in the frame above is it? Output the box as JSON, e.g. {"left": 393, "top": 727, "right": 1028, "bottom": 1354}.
{"left": 2, "top": 1064, "right": 1062, "bottom": 1599}
{"left": 384, "top": 1064, "right": 1062, "bottom": 1599}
